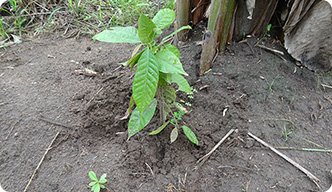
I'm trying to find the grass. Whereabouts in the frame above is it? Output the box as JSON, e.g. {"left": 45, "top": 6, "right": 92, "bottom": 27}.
{"left": 265, "top": 75, "right": 279, "bottom": 92}
{"left": 0, "top": 0, "right": 175, "bottom": 39}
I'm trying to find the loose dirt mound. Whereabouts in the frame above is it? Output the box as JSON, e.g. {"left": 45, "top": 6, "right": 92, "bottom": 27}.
{"left": 1, "top": 31, "right": 332, "bottom": 191}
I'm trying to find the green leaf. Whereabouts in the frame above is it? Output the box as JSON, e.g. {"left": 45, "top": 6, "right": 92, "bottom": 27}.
{"left": 164, "top": 44, "right": 180, "bottom": 58}
{"left": 100, "top": 184, "right": 105, "bottom": 189}
{"left": 170, "top": 127, "right": 178, "bottom": 143}
{"left": 89, "top": 171, "right": 98, "bottom": 181}
{"left": 93, "top": 27, "right": 141, "bottom": 43}
{"left": 161, "top": 25, "right": 191, "bottom": 43}
{"left": 133, "top": 49, "right": 159, "bottom": 113}
{"left": 161, "top": 85, "right": 176, "bottom": 104}
{"left": 91, "top": 184, "right": 100, "bottom": 192}
{"left": 89, "top": 181, "right": 97, "bottom": 186}
{"left": 155, "top": 48, "right": 187, "bottom": 75}
{"left": 153, "top": 27, "right": 162, "bottom": 39}
{"left": 131, "top": 44, "right": 142, "bottom": 58}
{"left": 128, "top": 99, "right": 158, "bottom": 139}
{"left": 127, "top": 95, "right": 135, "bottom": 115}
{"left": 149, "top": 121, "right": 169, "bottom": 135}
{"left": 182, "top": 125, "right": 198, "bottom": 145}
{"left": 138, "top": 14, "right": 157, "bottom": 44}
{"left": 169, "top": 73, "right": 192, "bottom": 94}
{"left": 152, "top": 8, "right": 175, "bottom": 29}
{"left": 159, "top": 72, "right": 170, "bottom": 85}
{"left": 129, "top": 49, "right": 145, "bottom": 70}
{"left": 99, "top": 173, "right": 107, "bottom": 183}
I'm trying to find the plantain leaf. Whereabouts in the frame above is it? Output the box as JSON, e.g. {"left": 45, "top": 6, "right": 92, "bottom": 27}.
{"left": 93, "top": 26, "right": 141, "bottom": 43}
{"left": 169, "top": 73, "right": 192, "bottom": 94}
{"left": 152, "top": 8, "right": 175, "bottom": 29}
{"left": 133, "top": 49, "right": 159, "bottom": 113}
{"left": 155, "top": 48, "right": 187, "bottom": 75}
{"left": 149, "top": 121, "right": 169, "bottom": 135}
{"left": 128, "top": 99, "right": 157, "bottom": 139}
{"left": 182, "top": 125, "right": 198, "bottom": 145}
{"left": 138, "top": 14, "right": 157, "bottom": 44}
{"left": 164, "top": 43, "right": 180, "bottom": 58}
{"left": 170, "top": 127, "right": 178, "bottom": 143}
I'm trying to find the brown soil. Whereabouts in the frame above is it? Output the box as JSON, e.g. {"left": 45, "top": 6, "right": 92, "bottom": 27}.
{"left": 1, "top": 28, "right": 332, "bottom": 192}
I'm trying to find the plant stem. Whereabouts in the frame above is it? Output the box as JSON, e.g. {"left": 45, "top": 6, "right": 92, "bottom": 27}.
{"left": 157, "top": 87, "right": 166, "bottom": 125}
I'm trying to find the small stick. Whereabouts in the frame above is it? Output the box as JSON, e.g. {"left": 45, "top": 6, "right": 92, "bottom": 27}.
{"left": 23, "top": 131, "right": 60, "bottom": 192}
{"left": 102, "top": 66, "right": 122, "bottom": 83}
{"left": 321, "top": 84, "right": 332, "bottom": 89}
{"left": 145, "top": 163, "right": 154, "bottom": 177}
{"left": 195, "top": 129, "right": 235, "bottom": 169}
{"left": 6, "top": 118, "right": 22, "bottom": 139}
{"left": 86, "top": 87, "right": 104, "bottom": 105}
{"left": 255, "top": 44, "right": 284, "bottom": 56}
{"left": 39, "top": 115, "right": 72, "bottom": 128}
{"left": 248, "top": 132, "right": 322, "bottom": 190}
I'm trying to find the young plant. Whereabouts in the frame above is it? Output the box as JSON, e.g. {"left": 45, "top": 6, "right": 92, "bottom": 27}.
{"left": 0, "top": 0, "right": 28, "bottom": 37}
{"left": 265, "top": 75, "right": 279, "bottom": 92}
{"left": 282, "top": 123, "right": 293, "bottom": 142}
{"left": 88, "top": 171, "right": 107, "bottom": 192}
{"left": 93, "top": 9, "right": 198, "bottom": 145}
{"left": 264, "top": 24, "right": 272, "bottom": 37}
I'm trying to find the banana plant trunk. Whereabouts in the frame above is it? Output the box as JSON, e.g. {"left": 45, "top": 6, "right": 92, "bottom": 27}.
{"left": 176, "top": 0, "right": 190, "bottom": 41}
{"left": 200, "top": 0, "right": 237, "bottom": 75}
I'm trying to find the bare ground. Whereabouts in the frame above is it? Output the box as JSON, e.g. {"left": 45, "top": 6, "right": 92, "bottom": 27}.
{"left": 1, "top": 28, "right": 332, "bottom": 192}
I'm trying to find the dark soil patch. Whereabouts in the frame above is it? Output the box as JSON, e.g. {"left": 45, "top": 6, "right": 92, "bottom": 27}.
{"left": 1, "top": 30, "right": 332, "bottom": 192}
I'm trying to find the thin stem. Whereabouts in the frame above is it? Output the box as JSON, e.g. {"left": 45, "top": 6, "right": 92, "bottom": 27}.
{"left": 157, "top": 87, "right": 165, "bottom": 125}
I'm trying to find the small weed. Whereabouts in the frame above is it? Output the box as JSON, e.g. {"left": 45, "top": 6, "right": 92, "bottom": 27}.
{"left": 0, "top": 18, "right": 9, "bottom": 39}
{"left": 282, "top": 123, "right": 293, "bottom": 141}
{"left": 265, "top": 75, "right": 279, "bottom": 92}
{"left": 0, "top": 0, "right": 28, "bottom": 37}
{"left": 264, "top": 24, "right": 272, "bottom": 37}
{"left": 88, "top": 171, "right": 107, "bottom": 192}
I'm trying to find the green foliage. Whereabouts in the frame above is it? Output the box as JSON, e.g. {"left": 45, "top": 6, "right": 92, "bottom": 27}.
{"left": 88, "top": 171, "right": 107, "bottom": 192}
{"left": 282, "top": 123, "right": 293, "bottom": 142}
{"left": 264, "top": 24, "right": 272, "bottom": 37}
{"left": 128, "top": 99, "right": 158, "bottom": 139}
{"left": 93, "top": 27, "right": 141, "bottom": 43}
{"left": 0, "top": 0, "right": 28, "bottom": 37}
{"left": 93, "top": 9, "right": 198, "bottom": 145}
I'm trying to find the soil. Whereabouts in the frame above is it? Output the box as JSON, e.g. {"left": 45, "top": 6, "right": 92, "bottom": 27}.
{"left": 1, "top": 27, "right": 332, "bottom": 192}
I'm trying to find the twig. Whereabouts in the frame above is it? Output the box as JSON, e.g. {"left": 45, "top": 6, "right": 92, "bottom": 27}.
{"left": 195, "top": 129, "right": 235, "bottom": 169}
{"left": 248, "top": 132, "right": 322, "bottom": 190}
{"left": 23, "top": 131, "right": 60, "bottom": 192}
{"left": 145, "top": 163, "right": 154, "bottom": 177}
{"left": 39, "top": 115, "right": 72, "bottom": 128}
{"left": 6, "top": 118, "right": 22, "bottom": 139}
{"left": 102, "top": 66, "right": 122, "bottom": 83}
{"left": 255, "top": 44, "right": 284, "bottom": 56}
{"left": 324, "top": 96, "right": 332, "bottom": 104}
{"left": 321, "top": 84, "right": 332, "bottom": 89}
{"left": 86, "top": 87, "right": 104, "bottom": 105}
{"left": 191, "top": 0, "right": 203, "bottom": 13}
